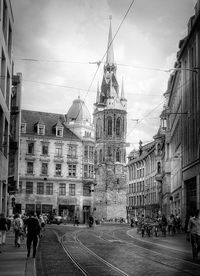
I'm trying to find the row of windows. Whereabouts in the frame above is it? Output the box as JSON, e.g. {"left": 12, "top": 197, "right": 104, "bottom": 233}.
{"left": 128, "top": 192, "right": 157, "bottom": 206}
{"left": 26, "top": 142, "right": 79, "bottom": 159}
{"left": 27, "top": 162, "right": 77, "bottom": 177}
{"left": 18, "top": 182, "right": 92, "bottom": 197}
{"left": 26, "top": 162, "right": 94, "bottom": 179}
{"left": 129, "top": 181, "right": 145, "bottom": 193}
{"left": 21, "top": 123, "right": 64, "bottom": 137}
{"left": 96, "top": 116, "right": 124, "bottom": 139}
{"left": 95, "top": 148, "right": 124, "bottom": 163}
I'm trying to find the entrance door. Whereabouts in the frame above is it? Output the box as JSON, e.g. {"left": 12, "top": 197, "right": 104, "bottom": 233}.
{"left": 83, "top": 206, "right": 90, "bottom": 224}
{"left": 59, "top": 205, "right": 75, "bottom": 222}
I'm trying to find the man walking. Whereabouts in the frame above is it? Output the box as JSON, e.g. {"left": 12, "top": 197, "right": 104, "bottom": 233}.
{"left": 24, "top": 211, "right": 41, "bottom": 258}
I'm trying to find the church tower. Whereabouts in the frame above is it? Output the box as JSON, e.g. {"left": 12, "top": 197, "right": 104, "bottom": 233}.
{"left": 93, "top": 17, "right": 127, "bottom": 220}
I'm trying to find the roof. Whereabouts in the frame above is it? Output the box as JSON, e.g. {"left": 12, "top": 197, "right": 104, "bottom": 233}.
{"left": 21, "top": 109, "right": 80, "bottom": 141}
{"left": 66, "top": 97, "right": 91, "bottom": 123}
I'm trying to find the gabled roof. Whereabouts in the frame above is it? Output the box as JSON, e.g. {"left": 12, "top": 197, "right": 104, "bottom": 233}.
{"left": 21, "top": 109, "right": 80, "bottom": 141}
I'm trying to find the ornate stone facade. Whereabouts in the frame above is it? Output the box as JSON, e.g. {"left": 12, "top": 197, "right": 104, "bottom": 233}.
{"left": 93, "top": 19, "right": 127, "bottom": 220}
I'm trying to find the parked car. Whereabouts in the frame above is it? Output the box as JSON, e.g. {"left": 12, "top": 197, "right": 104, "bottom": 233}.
{"left": 50, "top": 216, "right": 63, "bottom": 225}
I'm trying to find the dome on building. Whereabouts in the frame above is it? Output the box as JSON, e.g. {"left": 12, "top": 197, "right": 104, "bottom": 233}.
{"left": 66, "top": 96, "right": 91, "bottom": 123}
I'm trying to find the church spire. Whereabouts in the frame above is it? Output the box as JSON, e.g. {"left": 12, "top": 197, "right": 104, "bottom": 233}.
{"left": 96, "top": 82, "right": 100, "bottom": 103}
{"left": 106, "top": 15, "right": 114, "bottom": 65}
{"left": 121, "top": 78, "right": 125, "bottom": 99}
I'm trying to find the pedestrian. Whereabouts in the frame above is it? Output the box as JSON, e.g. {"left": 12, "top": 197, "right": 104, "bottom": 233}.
{"left": 0, "top": 213, "right": 8, "bottom": 253}
{"left": 13, "top": 213, "right": 24, "bottom": 247}
{"left": 74, "top": 215, "right": 79, "bottom": 226}
{"left": 161, "top": 214, "right": 167, "bottom": 237}
{"left": 24, "top": 211, "right": 41, "bottom": 258}
{"left": 187, "top": 209, "right": 200, "bottom": 261}
{"left": 88, "top": 215, "right": 94, "bottom": 228}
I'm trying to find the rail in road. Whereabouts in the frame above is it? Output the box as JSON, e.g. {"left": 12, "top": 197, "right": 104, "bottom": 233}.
{"left": 56, "top": 229, "right": 130, "bottom": 276}
{"left": 37, "top": 226, "right": 200, "bottom": 276}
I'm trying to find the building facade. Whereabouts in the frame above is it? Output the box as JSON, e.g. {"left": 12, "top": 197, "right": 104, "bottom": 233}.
{"left": 15, "top": 98, "right": 95, "bottom": 223}
{"left": 127, "top": 141, "right": 159, "bottom": 219}
{"left": 93, "top": 19, "right": 127, "bottom": 220}
{"left": 176, "top": 0, "right": 200, "bottom": 222}
{"left": 0, "top": 0, "right": 14, "bottom": 214}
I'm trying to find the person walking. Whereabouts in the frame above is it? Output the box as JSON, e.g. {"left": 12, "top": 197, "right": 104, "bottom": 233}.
{"left": 88, "top": 215, "right": 94, "bottom": 228}
{"left": 187, "top": 210, "right": 200, "bottom": 260}
{"left": 13, "top": 213, "right": 24, "bottom": 247}
{"left": 24, "top": 211, "right": 41, "bottom": 258}
{"left": 0, "top": 213, "right": 8, "bottom": 253}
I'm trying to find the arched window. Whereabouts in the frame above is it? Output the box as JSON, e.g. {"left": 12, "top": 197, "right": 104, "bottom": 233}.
{"left": 116, "top": 149, "right": 120, "bottom": 162}
{"left": 116, "top": 117, "right": 121, "bottom": 136}
{"left": 107, "top": 117, "right": 112, "bottom": 136}
{"left": 96, "top": 118, "right": 102, "bottom": 139}
{"left": 99, "top": 149, "right": 102, "bottom": 162}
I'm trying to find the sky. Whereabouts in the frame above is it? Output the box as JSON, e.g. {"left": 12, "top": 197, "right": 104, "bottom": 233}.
{"left": 11, "top": 0, "right": 197, "bottom": 154}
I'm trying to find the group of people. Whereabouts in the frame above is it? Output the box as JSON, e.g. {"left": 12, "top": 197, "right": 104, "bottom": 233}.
{"left": 0, "top": 211, "right": 46, "bottom": 258}
{"left": 132, "top": 213, "right": 182, "bottom": 238}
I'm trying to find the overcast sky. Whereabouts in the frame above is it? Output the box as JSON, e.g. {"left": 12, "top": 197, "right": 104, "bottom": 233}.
{"left": 11, "top": 0, "right": 196, "bottom": 153}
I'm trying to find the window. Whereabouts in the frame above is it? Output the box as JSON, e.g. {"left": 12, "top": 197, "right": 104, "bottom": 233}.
{"left": 107, "top": 117, "right": 112, "bottom": 136}
{"left": 56, "top": 127, "right": 63, "bottom": 137}
{"left": 68, "top": 164, "right": 76, "bottom": 177}
{"left": 83, "top": 185, "right": 91, "bottom": 196}
{"left": 42, "top": 144, "right": 48, "bottom": 155}
{"left": 38, "top": 124, "right": 45, "bottom": 135}
{"left": 46, "top": 183, "right": 53, "bottom": 195}
{"left": 116, "top": 149, "right": 120, "bottom": 162}
{"left": 68, "top": 145, "right": 77, "bottom": 158}
{"left": 59, "top": 183, "right": 66, "bottom": 195}
{"left": 37, "top": 182, "right": 44, "bottom": 194}
{"left": 84, "top": 145, "right": 88, "bottom": 159}
{"left": 27, "top": 162, "right": 34, "bottom": 174}
{"left": 41, "top": 163, "right": 48, "bottom": 175}
{"left": 69, "top": 184, "right": 75, "bottom": 196}
{"left": 55, "top": 144, "right": 62, "bottom": 157}
{"left": 26, "top": 182, "right": 33, "bottom": 194}
{"left": 89, "top": 146, "right": 94, "bottom": 160}
{"left": 116, "top": 117, "right": 121, "bottom": 136}
{"left": 84, "top": 165, "right": 94, "bottom": 178}
{"left": 18, "top": 181, "right": 22, "bottom": 193}
{"left": 99, "top": 149, "right": 102, "bottom": 162}
{"left": 21, "top": 123, "right": 26, "bottom": 134}
{"left": 28, "top": 142, "right": 34, "bottom": 154}
{"left": 55, "top": 164, "right": 62, "bottom": 176}
{"left": 96, "top": 118, "right": 102, "bottom": 139}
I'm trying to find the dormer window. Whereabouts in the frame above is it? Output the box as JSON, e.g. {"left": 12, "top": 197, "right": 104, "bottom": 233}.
{"left": 56, "top": 127, "right": 63, "bottom": 137}
{"left": 38, "top": 124, "right": 45, "bottom": 135}
{"left": 21, "top": 123, "right": 26, "bottom": 134}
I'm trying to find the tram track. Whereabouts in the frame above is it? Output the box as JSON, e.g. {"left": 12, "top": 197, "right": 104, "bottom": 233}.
{"left": 56, "top": 229, "right": 130, "bottom": 276}
{"left": 37, "top": 226, "right": 200, "bottom": 276}
{"left": 89, "top": 228, "right": 200, "bottom": 276}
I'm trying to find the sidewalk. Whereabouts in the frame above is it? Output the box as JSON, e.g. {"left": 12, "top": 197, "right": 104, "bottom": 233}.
{"left": 0, "top": 230, "right": 35, "bottom": 276}
{"left": 127, "top": 227, "right": 191, "bottom": 254}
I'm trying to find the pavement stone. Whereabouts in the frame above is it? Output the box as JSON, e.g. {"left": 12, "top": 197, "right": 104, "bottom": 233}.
{"left": 0, "top": 230, "right": 36, "bottom": 276}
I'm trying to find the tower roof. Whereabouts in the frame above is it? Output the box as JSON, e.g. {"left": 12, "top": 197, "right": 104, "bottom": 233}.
{"left": 106, "top": 16, "right": 115, "bottom": 65}
{"left": 66, "top": 96, "right": 91, "bottom": 123}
